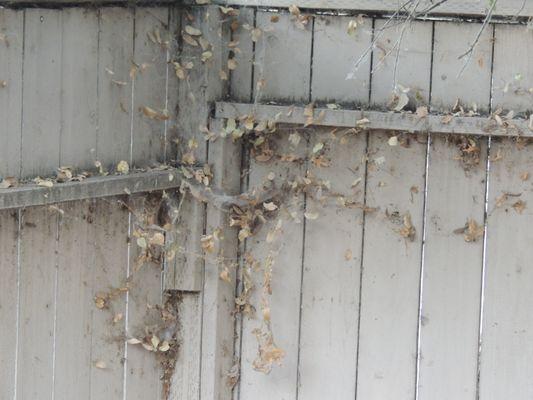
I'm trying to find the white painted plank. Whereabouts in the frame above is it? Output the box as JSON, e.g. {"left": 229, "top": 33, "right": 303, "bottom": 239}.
{"left": 17, "top": 206, "right": 58, "bottom": 400}
{"left": 371, "top": 19, "right": 433, "bottom": 107}
{"left": 60, "top": 8, "right": 99, "bottom": 169}
{"left": 54, "top": 201, "right": 96, "bottom": 399}
{"left": 312, "top": 15, "right": 372, "bottom": 105}
{"left": 211, "top": 0, "right": 533, "bottom": 18}
{"left": 97, "top": 7, "right": 134, "bottom": 170}
{"left": 479, "top": 139, "right": 533, "bottom": 399}
{"left": 89, "top": 199, "right": 129, "bottom": 400}
{"left": 239, "top": 132, "right": 307, "bottom": 400}
{"left": 298, "top": 128, "right": 366, "bottom": 400}
{"left": 0, "top": 210, "right": 19, "bottom": 400}
{"left": 431, "top": 21, "right": 493, "bottom": 113}
{"left": 230, "top": 7, "right": 255, "bottom": 102}
{"left": 201, "top": 119, "right": 242, "bottom": 400}
{"left": 254, "top": 11, "right": 312, "bottom": 101}
{"left": 21, "top": 10, "right": 62, "bottom": 178}
{"left": 0, "top": 9, "right": 23, "bottom": 178}
{"left": 492, "top": 24, "right": 533, "bottom": 114}
{"left": 132, "top": 7, "right": 170, "bottom": 167}
{"left": 356, "top": 131, "right": 427, "bottom": 399}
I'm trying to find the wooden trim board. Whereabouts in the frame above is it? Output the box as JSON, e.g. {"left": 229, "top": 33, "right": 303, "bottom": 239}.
{"left": 0, "top": 168, "right": 181, "bottom": 210}
{"left": 215, "top": 102, "right": 533, "bottom": 137}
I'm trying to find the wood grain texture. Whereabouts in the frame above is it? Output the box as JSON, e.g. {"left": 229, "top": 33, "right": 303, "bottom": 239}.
{"left": 17, "top": 206, "right": 58, "bottom": 400}
{"left": 132, "top": 7, "right": 170, "bottom": 167}
{"left": 356, "top": 131, "right": 427, "bottom": 400}
{"left": 0, "top": 210, "right": 19, "bottom": 400}
{"left": 297, "top": 128, "right": 366, "bottom": 400}
{"left": 371, "top": 19, "right": 433, "bottom": 107}
{"left": 60, "top": 8, "right": 99, "bottom": 169}
{"left": 0, "top": 9, "right": 23, "bottom": 179}
{"left": 201, "top": 119, "right": 242, "bottom": 400}
{"left": 479, "top": 139, "right": 533, "bottom": 400}
{"left": 97, "top": 7, "right": 134, "bottom": 170}
{"left": 254, "top": 11, "right": 312, "bottom": 102}
{"left": 492, "top": 24, "right": 533, "bottom": 114}
{"left": 21, "top": 9, "right": 62, "bottom": 178}
{"left": 229, "top": 7, "right": 255, "bottom": 102}
{"left": 311, "top": 15, "right": 372, "bottom": 105}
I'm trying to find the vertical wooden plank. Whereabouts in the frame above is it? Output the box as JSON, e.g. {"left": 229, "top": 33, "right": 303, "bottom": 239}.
{"left": 417, "top": 21, "right": 491, "bottom": 400}
{"left": 479, "top": 139, "right": 533, "bottom": 400}
{"left": 54, "top": 201, "right": 96, "bottom": 399}
{"left": 21, "top": 10, "right": 62, "bottom": 178}
{"left": 492, "top": 24, "right": 533, "bottom": 114}
{"left": 90, "top": 198, "right": 129, "bottom": 400}
{"left": 356, "top": 132, "right": 427, "bottom": 399}
{"left": 17, "top": 206, "right": 58, "bottom": 400}
{"left": 0, "top": 9, "right": 23, "bottom": 178}
{"left": 229, "top": 7, "right": 255, "bottom": 102}
{"left": 60, "top": 8, "right": 99, "bottom": 169}
{"left": 200, "top": 119, "right": 242, "bottom": 400}
{"left": 125, "top": 195, "right": 164, "bottom": 400}
{"left": 97, "top": 8, "right": 134, "bottom": 170}
{"left": 132, "top": 7, "right": 170, "bottom": 167}
{"left": 239, "top": 132, "right": 307, "bottom": 400}
{"left": 254, "top": 11, "right": 312, "bottom": 101}
{"left": 431, "top": 22, "right": 493, "bottom": 113}
{"left": 165, "top": 5, "right": 181, "bottom": 164}
{"left": 371, "top": 19, "right": 432, "bottom": 107}
{"left": 311, "top": 15, "right": 372, "bottom": 105}
{"left": 0, "top": 210, "right": 19, "bottom": 400}
{"left": 297, "top": 129, "right": 366, "bottom": 400}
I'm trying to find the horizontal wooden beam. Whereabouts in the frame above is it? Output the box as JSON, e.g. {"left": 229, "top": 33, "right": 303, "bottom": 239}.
{"left": 0, "top": 168, "right": 181, "bottom": 210}
{"left": 216, "top": 102, "right": 533, "bottom": 137}
{"left": 212, "top": 0, "right": 533, "bottom": 18}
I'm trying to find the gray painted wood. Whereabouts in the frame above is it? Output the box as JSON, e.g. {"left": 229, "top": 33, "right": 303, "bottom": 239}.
{"left": 492, "top": 24, "right": 533, "bottom": 114}
{"left": 54, "top": 201, "right": 96, "bottom": 399}
{"left": 298, "top": 128, "right": 366, "bottom": 400}
{"left": 211, "top": 0, "right": 533, "bottom": 17}
{"left": 431, "top": 21, "right": 493, "bottom": 114}
{"left": 0, "top": 210, "right": 19, "bottom": 400}
{"left": 479, "top": 138, "right": 533, "bottom": 400}
{"left": 132, "top": 7, "right": 170, "bottom": 167}
{"left": 229, "top": 7, "right": 255, "bottom": 102}
{"left": 216, "top": 102, "right": 533, "bottom": 137}
{"left": 17, "top": 206, "right": 58, "bottom": 400}
{"left": 254, "top": 11, "right": 312, "bottom": 102}
{"left": 311, "top": 15, "right": 372, "bottom": 105}
{"left": 371, "top": 19, "right": 433, "bottom": 107}
{"left": 97, "top": 7, "right": 134, "bottom": 170}
{"left": 60, "top": 8, "right": 99, "bottom": 169}
{"left": 0, "top": 9, "right": 23, "bottom": 179}
{"left": 201, "top": 119, "right": 242, "bottom": 400}
{"left": 239, "top": 132, "right": 307, "bottom": 400}
{"left": 356, "top": 130, "right": 427, "bottom": 400}
{"left": 21, "top": 9, "right": 62, "bottom": 178}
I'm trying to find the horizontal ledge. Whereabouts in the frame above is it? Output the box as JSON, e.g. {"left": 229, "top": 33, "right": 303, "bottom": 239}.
{"left": 0, "top": 168, "right": 181, "bottom": 210}
{"left": 215, "top": 102, "right": 533, "bottom": 138}
{"left": 211, "top": 0, "right": 533, "bottom": 18}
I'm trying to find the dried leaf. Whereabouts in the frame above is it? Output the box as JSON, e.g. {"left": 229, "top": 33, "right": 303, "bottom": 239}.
{"left": 117, "top": 160, "right": 129, "bottom": 175}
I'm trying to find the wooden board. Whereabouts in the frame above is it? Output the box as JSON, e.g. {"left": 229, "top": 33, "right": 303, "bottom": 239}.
{"left": 479, "top": 138, "right": 533, "bottom": 399}
{"left": 311, "top": 15, "right": 372, "bottom": 105}
{"left": 355, "top": 132, "right": 427, "bottom": 399}
{"left": 21, "top": 9, "right": 62, "bottom": 178}
{"left": 254, "top": 11, "right": 312, "bottom": 102}
{"left": 0, "top": 210, "right": 19, "bottom": 400}
{"left": 60, "top": 8, "right": 99, "bottom": 169}
{"left": 297, "top": 128, "right": 366, "bottom": 400}
{"left": 371, "top": 19, "right": 433, "bottom": 107}
{"left": 229, "top": 7, "right": 255, "bottom": 102}
{"left": 16, "top": 206, "right": 58, "bottom": 400}
{"left": 492, "top": 24, "right": 533, "bottom": 114}
{"left": 0, "top": 9, "right": 23, "bottom": 178}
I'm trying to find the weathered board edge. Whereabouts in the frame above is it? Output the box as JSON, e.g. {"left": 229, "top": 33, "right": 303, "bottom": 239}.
{"left": 0, "top": 169, "right": 181, "bottom": 210}
{"left": 215, "top": 102, "right": 533, "bottom": 137}
{"left": 211, "top": 0, "right": 533, "bottom": 18}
